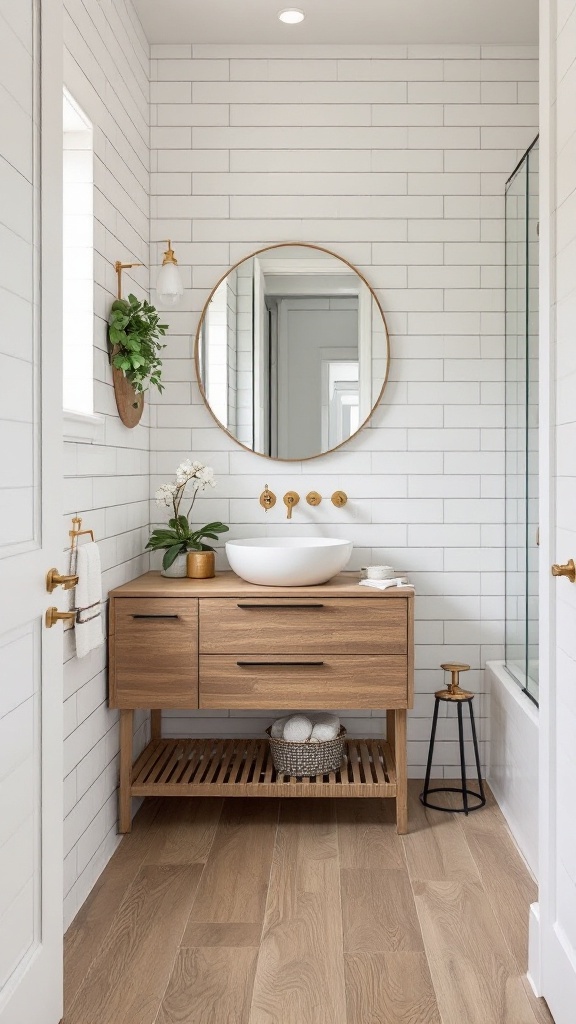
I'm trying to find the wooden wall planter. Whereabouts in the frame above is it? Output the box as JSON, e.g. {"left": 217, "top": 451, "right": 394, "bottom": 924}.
{"left": 112, "top": 366, "right": 144, "bottom": 428}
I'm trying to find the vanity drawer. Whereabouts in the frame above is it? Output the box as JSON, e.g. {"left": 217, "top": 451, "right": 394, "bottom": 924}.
{"left": 199, "top": 598, "right": 407, "bottom": 655}
{"left": 199, "top": 655, "right": 408, "bottom": 710}
{"left": 110, "top": 598, "right": 199, "bottom": 709}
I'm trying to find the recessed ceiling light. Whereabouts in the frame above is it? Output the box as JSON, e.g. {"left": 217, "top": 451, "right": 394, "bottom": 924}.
{"left": 278, "top": 9, "right": 305, "bottom": 24}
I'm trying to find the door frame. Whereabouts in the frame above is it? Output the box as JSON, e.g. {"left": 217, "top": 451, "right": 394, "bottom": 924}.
{"left": 532, "top": 0, "right": 576, "bottom": 1015}
{"left": 0, "top": 0, "right": 66, "bottom": 1020}
{"left": 532, "top": 0, "right": 552, "bottom": 996}
{"left": 39, "top": 0, "right": 65, "bottom": 1012}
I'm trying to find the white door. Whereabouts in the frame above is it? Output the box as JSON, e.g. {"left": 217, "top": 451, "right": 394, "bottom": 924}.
{"left": 0, "top": 1, "right": 64, "bottom": 1022}
{"left": 537, "top": 1, "right": 576, "bottom": 1019}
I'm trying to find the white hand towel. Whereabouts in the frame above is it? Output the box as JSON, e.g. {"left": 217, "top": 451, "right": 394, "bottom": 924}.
{"left": 74, "top": 541, "right": 104, "bottom": 659}
{"left": 358, "top": 577, "right": 412, "bottom": 590}
{"left": 283, "top": 715, "right": 313, "bottom": 742}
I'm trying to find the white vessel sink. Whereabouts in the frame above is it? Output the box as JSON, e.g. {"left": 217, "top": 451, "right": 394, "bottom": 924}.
{"left": 226, "top": 537, "right": 353, "bottom": 587}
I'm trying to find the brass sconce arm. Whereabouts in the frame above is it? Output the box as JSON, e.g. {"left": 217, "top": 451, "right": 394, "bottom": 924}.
{"left": 114, "top": 260, "right": 145, "bottom": 300}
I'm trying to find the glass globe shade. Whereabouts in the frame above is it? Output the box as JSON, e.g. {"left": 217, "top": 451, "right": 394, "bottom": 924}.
{"left": 157, "top": 261, "right": 184, "bottom": 306}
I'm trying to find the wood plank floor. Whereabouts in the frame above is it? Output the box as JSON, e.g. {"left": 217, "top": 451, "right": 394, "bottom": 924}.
{"left": 64, "top": 783, "right": 554, "bottom": 1024}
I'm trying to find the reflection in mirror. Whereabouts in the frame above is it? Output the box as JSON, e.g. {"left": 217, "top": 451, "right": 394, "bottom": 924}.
{"left": 196, "top": 244, "right": 389, "bottom": 461}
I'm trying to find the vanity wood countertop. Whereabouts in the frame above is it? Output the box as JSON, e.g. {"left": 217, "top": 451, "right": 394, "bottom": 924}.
{"left": 109, "top": 569, "right": 415, "bottom": 599}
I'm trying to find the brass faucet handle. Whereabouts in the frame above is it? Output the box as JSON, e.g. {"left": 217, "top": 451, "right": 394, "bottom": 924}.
{"left": 46, "top": 568, "right": 80, "bottom": 593}
{"left": 551, "top": 559, "right": 576, "bottom": 583}
{"left": 283, "top": 491, "right": 300, "bottom": 520}
{"left": 331, "top": 490, "right": 348, "bottom": 508}
{"left": 259, "top": 485, "right": 277, "bottom": 512}
{"left": 306, "top": 491, "right": 322, "bottom": 507}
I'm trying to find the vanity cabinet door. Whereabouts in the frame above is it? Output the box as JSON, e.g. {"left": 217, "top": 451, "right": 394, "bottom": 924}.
{"left": 109, "top": 598, "right": 198, "bottom": 708}
{"left": 199, "top": 598, "right": 407, "bottom": 655}
{"left": 199, "top": 655, "right": 408, "bottom": 710}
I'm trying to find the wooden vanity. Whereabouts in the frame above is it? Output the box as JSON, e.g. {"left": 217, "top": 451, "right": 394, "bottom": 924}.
{"left": 108, "top": 571, "right": 414, "bottom": 833}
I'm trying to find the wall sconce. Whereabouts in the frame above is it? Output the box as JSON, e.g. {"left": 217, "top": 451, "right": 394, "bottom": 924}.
{"left": 156, "top": 240, "right": 184, "bottom": 307}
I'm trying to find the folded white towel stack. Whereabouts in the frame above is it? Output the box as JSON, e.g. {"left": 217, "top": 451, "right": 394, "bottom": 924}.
{"left": 358, "top": 577, "right": 412, "bottom": 590}
{"left": 75, "top": 541, "right": 104, "bottom": 659}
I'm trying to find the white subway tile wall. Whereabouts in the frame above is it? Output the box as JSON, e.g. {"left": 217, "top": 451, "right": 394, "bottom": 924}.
{"left": 62, "top": 0, "right": 150, "bottom": 928}
{"left": 149, "top": 44, "right": 538, "bottom": 778}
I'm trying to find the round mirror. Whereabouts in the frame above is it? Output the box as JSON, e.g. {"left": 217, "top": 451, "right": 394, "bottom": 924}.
{"left": 195, "top": 243, "right": 389, "bottom": 461}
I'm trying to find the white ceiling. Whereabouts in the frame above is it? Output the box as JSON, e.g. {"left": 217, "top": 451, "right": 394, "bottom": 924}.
{"left": 132, "top": 0, "right": 538, "bottom": 46}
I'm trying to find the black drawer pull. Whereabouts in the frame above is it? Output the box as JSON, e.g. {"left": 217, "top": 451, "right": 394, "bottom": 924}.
{"left": 131, "top": 614, "right": 180, "bottom": 620}
{"left": 236, "top": 603, "right": 324, "bottom": 609}
{"left": 236, "top": 660, "right": 325, "bottom": 667}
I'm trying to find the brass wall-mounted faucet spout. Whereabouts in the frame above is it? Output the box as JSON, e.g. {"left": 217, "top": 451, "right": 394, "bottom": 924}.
{"left": 283, "top": 492, "right": 300, "bottom": 520}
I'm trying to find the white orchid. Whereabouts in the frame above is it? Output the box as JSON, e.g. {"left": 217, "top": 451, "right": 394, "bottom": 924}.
{"left": 175, "top": 459, "right": 215, "bottom": 489}
{"left": 175, "top": 460, "right": 194, "bottom": 484}
{"left": 155, "top": 483, "right": 177, "bottom": 508}
{"left": 197, "top": 466, "right": 216, "bottom": 488}
{"left": 148, "top": 458, "right": 228, "bottom": 571}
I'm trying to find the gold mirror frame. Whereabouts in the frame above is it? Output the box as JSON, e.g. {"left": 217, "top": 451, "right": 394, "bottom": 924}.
{"left": 193, "top": 242, "right": 391, "bottom": 462}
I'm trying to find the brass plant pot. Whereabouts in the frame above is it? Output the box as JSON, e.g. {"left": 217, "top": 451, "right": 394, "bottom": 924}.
{"left": 187, "top": 550, "right": 215, "bottom": 579}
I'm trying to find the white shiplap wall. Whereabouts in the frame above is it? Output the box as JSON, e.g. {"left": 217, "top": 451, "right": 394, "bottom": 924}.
{"left": 149, "top": 44, "right": 538, "bottom": 776}
{"left": 62, "top": 0, "right": 150, "bottom": 928}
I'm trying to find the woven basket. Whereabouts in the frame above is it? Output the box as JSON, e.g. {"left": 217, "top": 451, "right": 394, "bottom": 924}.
{"left": 266, "top": 725, "right": 347, "bottom": 776}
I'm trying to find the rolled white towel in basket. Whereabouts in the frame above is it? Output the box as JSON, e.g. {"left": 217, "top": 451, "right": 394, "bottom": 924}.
{"left": 270, "top": 716, "right": 290, "bottom": 738}
{"left": 310, "top": 713, "right": 340, "bottom": 742}
{"left": 282, "top": 715, "right": 313, "bottom": 742}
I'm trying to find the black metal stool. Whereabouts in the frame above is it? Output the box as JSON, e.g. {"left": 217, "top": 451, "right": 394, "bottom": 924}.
{"left": 420, "top": 662, "right": 486, "bottom": 815}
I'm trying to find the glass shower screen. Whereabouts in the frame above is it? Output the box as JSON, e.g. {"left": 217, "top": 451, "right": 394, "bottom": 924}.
{"left": 504, "top": 137, "right": 539, "bottom": 703}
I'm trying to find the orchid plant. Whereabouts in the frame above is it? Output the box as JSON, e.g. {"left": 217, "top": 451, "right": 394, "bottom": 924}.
{"left": 146, "top": 460, "right": 229, "bottom": 570}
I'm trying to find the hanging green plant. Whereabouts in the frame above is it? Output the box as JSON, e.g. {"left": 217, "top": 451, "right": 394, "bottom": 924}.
{"left": 108, "top": 293, "right": 169, "bottom": 394}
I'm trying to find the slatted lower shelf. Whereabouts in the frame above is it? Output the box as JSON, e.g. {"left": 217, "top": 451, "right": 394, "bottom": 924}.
{"left": 130, "top": 737, "right": 397, "bottom": 798}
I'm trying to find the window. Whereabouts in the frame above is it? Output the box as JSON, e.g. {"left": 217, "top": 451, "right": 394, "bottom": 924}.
{"left": 63, "top": 90, "right": 94, "bottom": 416}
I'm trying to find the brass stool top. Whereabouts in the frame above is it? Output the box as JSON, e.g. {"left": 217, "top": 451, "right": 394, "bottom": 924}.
{"left": 436, "top": 662, "right": 473, "bottom": 702}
